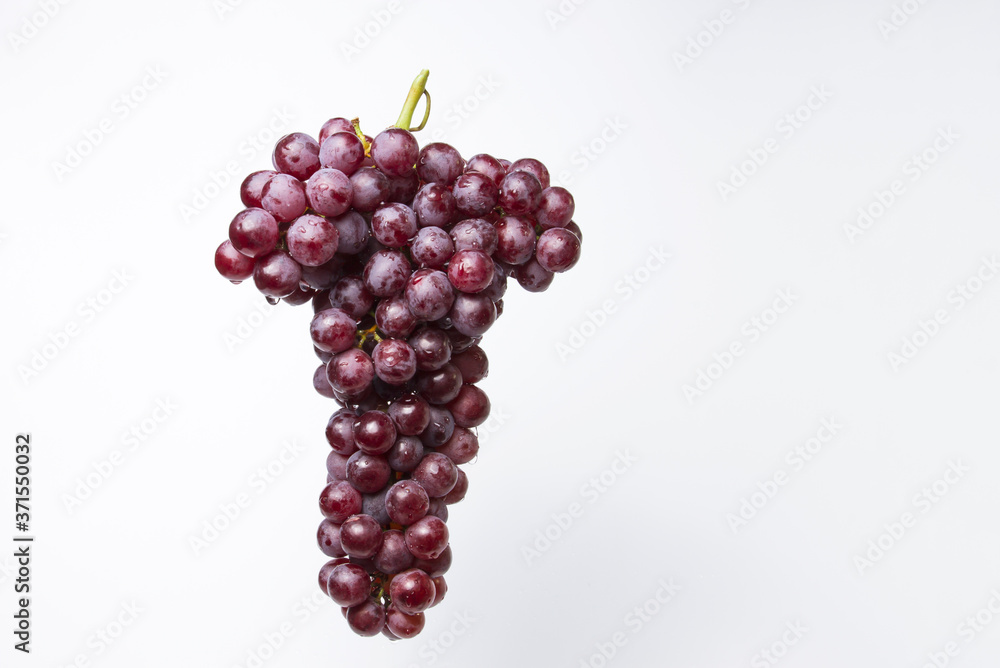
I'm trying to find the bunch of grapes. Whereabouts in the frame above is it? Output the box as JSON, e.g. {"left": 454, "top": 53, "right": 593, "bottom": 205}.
{"left": 213, "top": 71, "right": 581, "bottom": 639}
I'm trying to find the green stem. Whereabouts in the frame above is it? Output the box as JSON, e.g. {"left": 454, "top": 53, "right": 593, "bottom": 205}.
{"left": 395, "top": 69, "right": 430, "bottom": 130}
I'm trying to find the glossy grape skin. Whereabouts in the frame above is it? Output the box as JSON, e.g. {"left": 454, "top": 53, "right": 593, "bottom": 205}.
{"left": 420, "top": 406, "right": 455, "bottom": 448}
{"left": 480, "top": 263, "right": 507, "bottom": 302}
{"left": 447, "top": 249, "right": 494, "bottom": 293}
{"left": 371, "top": 128, "right": 419, "bottom": 177}
{"left": 431, "top": 576, "right": 448, "bottom": 607}
{"left": 346, "top": 451, "right": 391, "bottom": 493}
{"left": 386, "top": 169, "right": 420, "bottom": 204}
{"left": 408, "top": 327, "right": 452, "bottom": 371}
{"left": 509, "top": 158, "right": 550, "bottom": 188}
{"left": 450, "top": 218, "right": 498, "bottom": 255}
{"left": 452, "top": 172, "right": 498, "bottom": 217}
{"left": 449, "top": 293, "right": 497, "bottom": 337}
{"left": 314, "top": 364, "right": 336, "bottom": 398}
{"left": 350, "top": 168, "right": 390, "bottom": 212}
{"left": 338, "top": 514, "right": 384, "bottom": 558}
{"left": 240, "top": 170, "right": 277, "bottom": 208}
{"left": 329, "top": 276, "right": 374, "bottom": 319}
{"left": 364, "top": 249, "right": 411, "bottom": 297}
{"left": 464, "top": 153, "right": 505, "bottom": 187}
{"left": 536, "top": 227, "right": 582, "bottom": 272}
{"left": 229, "top": 208, "right": 278, "bottom": 258}
{"left": 447, "top": 385, "right": 490, "bottom": 427}
{"left": 319, "top": 132, "right": 366, "bottom": 175}
{"left": 326, "top": 408, "right": 360, "bottom": 455}
{"left": 215, "top": 240, "right": 256, "bottom": 282}
{"left": 327, "top": 348, "right": 375, "bottom": 395}
{"left": 327, "top": 450, "right": 350, "bottom": 480}
{"left": 495, "top": 215, "right": 536, "bottom": 265}
{"left": 301, "top": 258, "right": 344, "bottom": 291}
{"left": 535, "top": 186, "right": 575, "bottom": 229}
{"left": 413, "top": 545, "right": 452, "bottom": 577}
{"left": 566, "top": 220, "right": 583, "bottom": 242}
{"left": 253, "top": 251, "right": 302, "bottom": 298}
{"left": 412, "top": 452, "right": 459, "bottom": 498}
{"left": 310, "top": 308, "right": 356, "bottom": 354}
{"left": 513, "top": 258, "right": 554, "bottom": 292}
{"left": 372, "top": 203, "right": 418, "bottom": 247}
{"left": 327, "top": 563, "right": 370, "bottom": 607}
{"left": 450, "top": 345, "right": 488, "bottom": 383}
{"left": 405, "top": 270, "right": 455, "bottom": 321}
{"left": 385, "top": 479, "right": 430, "bottom": 525}
{"left": 319, "top": 557, "right": 349, "bottom": 596}
{"left": 319, "top": 481, "right": 363, "bottom": 523}
{"left": 415, "top": 364, "right": 463, "bottom": 405}
{"left": 319, "top": 117, "right": 355, "bottom": 144}
{"left": 353, "top": 411, "right": 397, "bottom": 455}
{"left": 385, "top": 606, "right": 425, "bottom": 639}
{"left": 286, "top": 214, "right": 339, "bottom": 267}
{"left": 412, "top": 183, "right": 457, "bottom": 228}
{"left": 329, "top": 210, "right": 370, "bottom": 255}
{"left": 389, "top": 568, "right": 436, "bottom": 614}
{"left": 403, "top": 517, "right": 449, "bottom": 560}
{"left": 317, "top": 519, "right": 347, "bottom": 558}
{"left": 426, "top": 497, "right": 449, "bottom": 522}
{"left": 273, "top": 132, "right": 321, "bottom": 181}
{"left": 436, "top": 427, "right": 480, "bottom": 465}
{"left": 362, "top": 486, "right": 392, "bottom": 527}
{"left": 260, "top": 174, "right": 307, "bottom": 223}
{"left": 410, "top": 227, "right": 454, "bottom": 269}
{"left": 417, "top": 143, "right": 464, "bottom": 185}
{"left": 372, "top": 338, "right": 418, "bottom": 385}
{"left": 304, "top": 168, "right": 353, "bottom": 217}
{"left": 386, "top": 435, "right": 425, "bottom": 472}
{"left": 373, "top": 529, "right": 415, "bottom": 575}
{"left": 283, "top": 284, "right": 317, "bottom": 306}
{"left": 442, "top": 471, "right": 468, "bottom": 505}
{"left": 498, "top": 171, "right": 542, "bottom": 215}
{"left": 387, "top": 394, "right": 431, "bottom": 435}
{"left": 346, "top": 598, "right": 386, "bottom": 636}
{"left": 374, "top": 296, "right": 417, "bottom": 338}
{"left": 446, "top": 330, "right": 480, "bottom": 355}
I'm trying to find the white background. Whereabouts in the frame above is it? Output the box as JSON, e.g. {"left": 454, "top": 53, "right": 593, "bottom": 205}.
{"left": 3, "top": 0, "right": 1000, "bottom": 666}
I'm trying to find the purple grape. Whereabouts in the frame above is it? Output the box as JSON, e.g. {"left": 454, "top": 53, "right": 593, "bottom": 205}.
{"left": 513, "top": 258, "right": 554, "bottom": 292}
{"left": 329, "top": 276, "right": 374, "bottom": 319}
{"left": 480, "top": 262, "right": 507, "bottom": 302}
{"left": 412, "top": 453, "right": 458, "bottom": 498}
{"left": 412, "top": 183, "right": 457, "bottom": 228}
{"left": 386, "top": 169, "right": 420, "bottom": 204}
{"left": 327, "top": 563, "right": 370, "bottom": 607}
{"left": 387, "top": 395, "right": 431, "bottom": 436}
{"left": 450, "top": 218, "right": 498, "bottom": 255}
{"left": 375, "top": 296, "right": 417, "bottom": 338}
{"left": 385, "top": 479, "right": 430, "bottom": 525}
{"left": 442, "top": 472, "right": 467, "bottom": 505}
{"left": 319, "top": 557, "right": 348, "bottom": 596}
{"left": 498, "top": 171, "right": 542, "bottom": 215}
{"left": 346, "top": 451, "right": 391, "bottom": 493}
{"left": 566, "top": 220, "right": 583, "bottom": 242}
{"left": 372, "top": 203, "right": 418, "bottom": 247}
{"left": 436, "top": 426, "right": 479, "bottom": 465}
{"left": 452, "top": 172, "right": 498, "bottom": 217}
{"left": 283, "top": 284, "right": 317, "bottom": 306}
{"left": 417, "top": 143, "right": 464, "bottom": 185}
{"left": 413, "top": 545, "right": 452, "bottom": 576}
{"left": 326, "top": 408, "right": 360, "bottom": 455}
{"left": 535, "top": 186, "right": 575, "bottom": 229}
{"left": 273, "top": 132, "right": 321, "bottom": 181}
{"left": 509, "top": 158, "right": 550, "bottom": 188}
{"left": 327, "top": 349, "right": 375, "bottom": 395}
{"left": 329, "top": 210, "right": 370, "bottom": 254}
{"left": 386, "top": 435, "right": 425, "bottom": 471}
{"left": 451, "top": 346, "right": 488, "bottom": 383}
{"left": 260, "top": 173, "right": 307, "bottom": 223}
{"left": 495, "top": 215, "right": 536, "bottom": 265}
{"left": 350, "top": 168, "right": 390, "bottom": 212}
{"left": 310, "top": 307, "right": 356, "bottom": 354}
{"left": 372, "top": 339, "right": 418, "bottom": 385}
{"left": 419, "top": 406, "right": 454, "bottom": 448}
{"left": 385, "top": 606, "right": 424, "bottom": 639}
{"left": 327, "top": 450, "right": 350, "bottom": 480}
{"left": 416, "top": 364, "right": 462, "bottom": 405}
{"left": 404, "top": 518, "right": 449, "bottom": 560}
{"left": 320, "top": 132, "right": 366, "bottom": 175}
{"left": 426, "top": 497, "right": 449, "bottom": 522}
{"left": 446, "top": 385, "right": 490, "bottom": 427}
{"left": 373, "top": 529, "right": 415, "bottom": 575}
{"left": 447, "top": 249, "right": 494, "bottom": 293}
{"left": 362, "top": 487, "right": 391, "bottom": 527}
{"left": 318, "top": 519, "right": 347, "bottom": 558}
{"left": 301, "top": 258, "right": 344, "bottom": 290}
{"left": 215, "top": 240, "right": 256, "bottom": 282}
{"left": 449, "top": 293, "right": 496, "bottom": 337}
{"left": 431, "top": 576, "right": 448, "bottom": 607}
{"left": 339, "top": 514, "right": 384, "bottom": 558}
{"left": 363, "top": 249, "right": 411, "bottom": 297}
{"left": 305, "top": 168, "right": 353, "bottom": 217}
{"left": 229, "top": 208, "right": 278, "bottom": 258}
{"left": 536, "top": 227, "right": 582, "bottom": 272}
{"left": 240, "top": 170, "right": 276, "bottom": 208}
{"left": 410, "top": 227, "right": 454, "bottom": 269}
{"left": 464, "top": 153, "right": 505, "bottom": 187}
{"left": 353, "top": 411, "right": 397, "bottom": 455}
{"left": 408, "top": 327, "right": 452, "bottom": 371}
{"left": 389, "top": 568, "right": 436, "bottom": 616}
{"left": 346, "top": 598, "right": 386, "bottom": 637}
{"left": 319, "top": 118, "right": 355, "bottom": 143}
{"left": 405, "top": 270, "right": 454, "bottom": 321}
{"left": 253, "top": 250, "right": 302, "bottom": 298}
{"left": 371, "top": 128, "right": 419, "bottom": 177}
{"left": 314, "top": 364, "right": 336, "bottom": 398}
{"left": 286, "top": 214, "right": 339, "bottom": 267}
{"left": 319, "top": 481, "right": 363, "bottom": 523}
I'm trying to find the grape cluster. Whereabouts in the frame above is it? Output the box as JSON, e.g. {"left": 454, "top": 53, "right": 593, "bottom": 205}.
{"left": 214, "top": 110, "right": 581, "bottom": 639}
